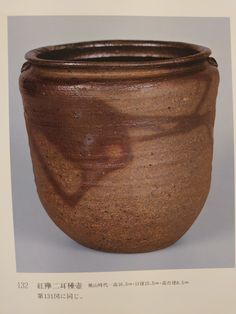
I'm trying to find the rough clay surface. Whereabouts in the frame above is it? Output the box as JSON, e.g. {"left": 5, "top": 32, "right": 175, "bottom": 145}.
{"left": 19, "top": 52, "right": 219, "bottom": 253}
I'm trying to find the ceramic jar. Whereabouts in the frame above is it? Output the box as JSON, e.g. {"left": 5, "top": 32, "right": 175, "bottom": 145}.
{"left": 19, "top": 40, "right": 219, "bottom": 252}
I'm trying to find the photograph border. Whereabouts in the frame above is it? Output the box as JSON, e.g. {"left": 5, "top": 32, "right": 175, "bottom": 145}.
{"left": 0, "top": 1, "right": 236, "bottom": 313}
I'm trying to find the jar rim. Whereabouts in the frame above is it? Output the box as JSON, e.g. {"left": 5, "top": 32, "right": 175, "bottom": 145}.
{"left": 25, "top": 40, "right": 211, "bottom": 70}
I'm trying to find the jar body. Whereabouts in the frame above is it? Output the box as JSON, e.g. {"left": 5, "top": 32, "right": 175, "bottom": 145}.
{"left": 19, "top": 56, "right": 219, "bottom": 252}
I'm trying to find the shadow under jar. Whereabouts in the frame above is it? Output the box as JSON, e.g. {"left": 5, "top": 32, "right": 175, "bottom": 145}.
{"left": 19, "top": 40, "right": 219, "bottom": 253}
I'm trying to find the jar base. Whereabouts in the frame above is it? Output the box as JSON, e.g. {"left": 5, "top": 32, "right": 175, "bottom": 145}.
{"left": 70, "top": 236, "right": 183, "bottom": 254}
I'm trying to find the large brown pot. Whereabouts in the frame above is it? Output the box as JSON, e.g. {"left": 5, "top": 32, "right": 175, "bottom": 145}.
{"left": 19, "top": 40, "right": 219, "bottom": 253}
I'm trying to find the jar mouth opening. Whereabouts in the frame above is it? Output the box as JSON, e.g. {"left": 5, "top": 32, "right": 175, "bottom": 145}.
{"left": 25, "top": 40, "right": 211, "bottom": 69}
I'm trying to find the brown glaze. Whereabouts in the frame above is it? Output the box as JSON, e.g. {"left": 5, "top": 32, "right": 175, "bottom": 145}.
{"left": 19, "top": 40, "right": 219, "bottom": 252}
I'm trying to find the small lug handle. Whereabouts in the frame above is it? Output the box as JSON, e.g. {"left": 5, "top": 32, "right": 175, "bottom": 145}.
{"left": 21, "top": 61, "right": 31, "bottom": 73}
{"left": 208, "top": 57, "right": 218, "bottom": 67}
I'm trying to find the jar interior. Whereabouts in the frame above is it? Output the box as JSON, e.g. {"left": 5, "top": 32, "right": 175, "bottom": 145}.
{"left": 38, "top": 44, "right": 198, "bottom": 63}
